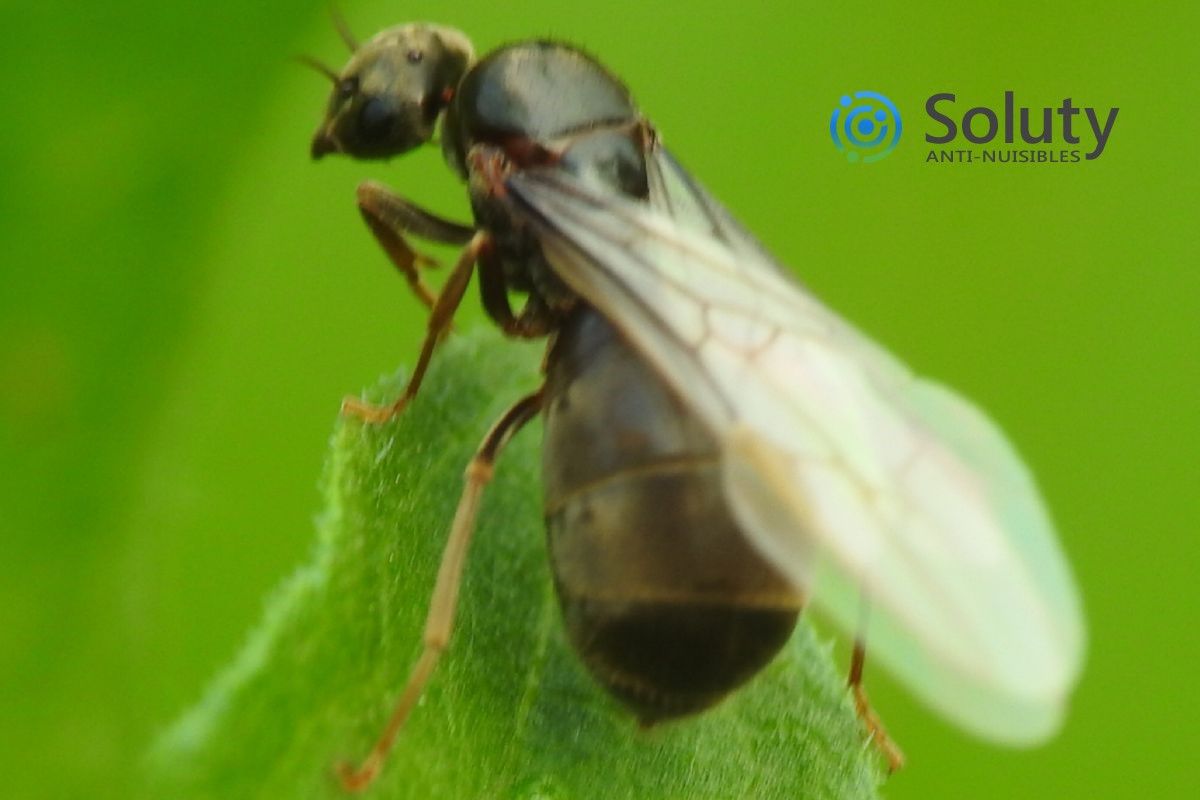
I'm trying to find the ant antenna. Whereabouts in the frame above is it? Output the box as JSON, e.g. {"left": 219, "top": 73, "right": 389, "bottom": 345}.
{"left": 330, "top": 4, "right": 358, "bottom": 51}
{"left": 294, "top": 54, "right": 339, "bottom": 83}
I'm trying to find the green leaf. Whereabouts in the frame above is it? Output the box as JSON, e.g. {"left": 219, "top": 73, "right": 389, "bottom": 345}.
{"left": 147, "top": 328, "right": 882, "bottom": 799}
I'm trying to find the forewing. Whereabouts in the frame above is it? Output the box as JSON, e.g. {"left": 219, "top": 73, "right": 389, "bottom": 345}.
{"left": 644, "top": 142, "right": 776, "bottom": 263}
{"left": 506, "top": 167, "right": 1085, "bottom": 744}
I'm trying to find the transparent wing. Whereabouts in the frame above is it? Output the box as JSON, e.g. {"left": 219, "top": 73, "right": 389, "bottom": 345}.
{"left": 506, "top": 166, "right": 1085, "bottom": 744}
{"left": 644, "top": 143, "right": 776, "bottom": 263}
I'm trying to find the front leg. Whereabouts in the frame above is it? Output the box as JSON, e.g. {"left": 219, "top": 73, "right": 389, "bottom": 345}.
{"left": 356, "top": 180, "right": 476, "bottom": 310}
{"left": 342, "top": 231, "right": 493, "bottom": 424}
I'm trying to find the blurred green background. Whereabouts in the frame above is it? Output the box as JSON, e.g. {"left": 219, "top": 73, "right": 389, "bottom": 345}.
{"left": 1, "top": 1, "right": 1195, "bottom": 797}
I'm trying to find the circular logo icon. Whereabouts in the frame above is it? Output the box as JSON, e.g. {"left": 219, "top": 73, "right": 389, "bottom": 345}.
{"left": 830, "top": 91, "right": 902, "bottom": 163}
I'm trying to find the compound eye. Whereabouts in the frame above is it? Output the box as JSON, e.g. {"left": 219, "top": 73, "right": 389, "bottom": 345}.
{"left": 336, "top": 76, "right": 358, "bottom": 101}
{"left": 357, "top": 96, "right": 395, "bottom": 143}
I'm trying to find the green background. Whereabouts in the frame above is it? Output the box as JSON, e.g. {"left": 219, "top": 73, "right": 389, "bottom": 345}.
{"left": 1, "top": 0, "right": 1195, "bottom": 797}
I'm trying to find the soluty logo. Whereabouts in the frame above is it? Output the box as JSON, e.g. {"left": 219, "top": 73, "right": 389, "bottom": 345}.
{"left": 831, "top": 91, "right": 902, "bottom": 164}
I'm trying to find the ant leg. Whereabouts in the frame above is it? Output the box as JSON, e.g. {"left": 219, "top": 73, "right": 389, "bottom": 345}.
{"left": 342, "top": 231, "right": 490, "bottom": 424}
{"left": 477, "top": 251, "right": 558, "bottom": 339}
{"left": 336, "top": 387, "right": 545, "bottom": 792}
{"left": 356, "top": 180, "right": 476, "bottom": 311}
{"left": 848, "top": 638, "right": 905, "bottom": 773}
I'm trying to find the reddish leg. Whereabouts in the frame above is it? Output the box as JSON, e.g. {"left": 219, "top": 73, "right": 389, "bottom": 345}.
{"left": 848, "top": 638, "right": 905, "bottom": 773}
{"left": 477, "top": 251, "right": 559, "bottom": 339}
{"left": 336, "top": 388, "right": 544, "bottom": 792}
{"left": 356, "top": 180, "right": 475, "bottom": 312}
{"left": 341, "top": 231, "right": 490, "bottom": 423}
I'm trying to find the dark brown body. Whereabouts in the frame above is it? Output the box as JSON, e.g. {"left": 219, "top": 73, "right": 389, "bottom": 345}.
{"left": 543, "top": 307, "right": 803, "bottom": 722}
{"left": 311, "top": 28, "right": 908, "bottom": 789}
{"left": 312, "top": 28, "right": 806, "bottom": 727}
